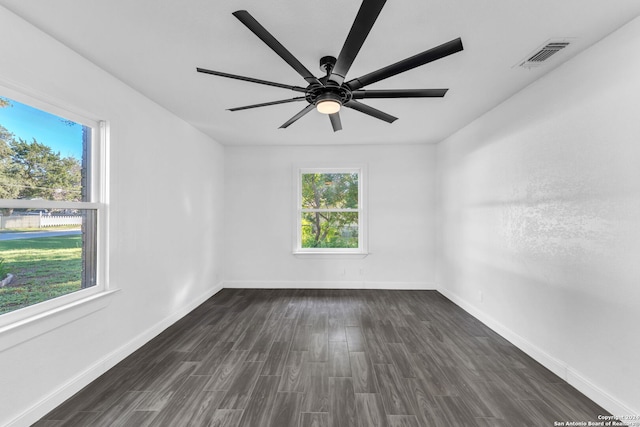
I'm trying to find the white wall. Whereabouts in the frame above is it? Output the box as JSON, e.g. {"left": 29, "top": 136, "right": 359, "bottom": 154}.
{"left": 437, "top": 16, "right": 640, "bottom": 415}
{"left": 224, "top": 144, "right": 437, "bottom": 289}
{"left": 0, "top": 7, "right": 225, "bottom": 426}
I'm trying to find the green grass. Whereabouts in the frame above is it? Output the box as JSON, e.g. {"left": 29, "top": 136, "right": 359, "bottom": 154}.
{"left": 0, "top": 225, "right": 81, "bottom": 233}
{"left": 0, "top": 235, "right": 82, "bottom": 315}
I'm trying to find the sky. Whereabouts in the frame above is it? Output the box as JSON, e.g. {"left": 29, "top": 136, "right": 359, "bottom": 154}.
{"left": 0, "top": 96, "right": 83, "bottom": 160}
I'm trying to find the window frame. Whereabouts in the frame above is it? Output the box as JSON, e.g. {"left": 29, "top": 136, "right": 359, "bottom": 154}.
{"left": 293, "top": 165, "right": 367, "bottom": 255}
{"left": 0, "top": 83, "right": 109, "bottom": 329}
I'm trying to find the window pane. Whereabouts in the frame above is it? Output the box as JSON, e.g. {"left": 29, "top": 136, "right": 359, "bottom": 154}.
{"left": 301, "top": 211, "right": 358, "bottom": 248}
{"left": 301, "top": 173, "right": 358, "bottom": 209}
{"left": 0, "top": 209, "right": 97, "bottom": 315}
{"left": 0, "top": 97, "right": 87, "bottom": 202}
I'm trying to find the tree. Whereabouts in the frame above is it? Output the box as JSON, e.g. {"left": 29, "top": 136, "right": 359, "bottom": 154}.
{"left": 301, "top": 172, "right": 359, "bottom": 248}
{"left": 0, "top": 100, "right": 19, "bottom": 214}
{"left": 0, "top": 99, "right": 19, "bottom": 201}
{"left": 0, "top": 124, "right": 20, "bottom": 201}
{"left": 9, "top": 138, "right": 82, "bottom": 201}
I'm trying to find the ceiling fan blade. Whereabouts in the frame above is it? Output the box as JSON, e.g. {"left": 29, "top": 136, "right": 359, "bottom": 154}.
{"left": 344, "top": 100, "right": 397, "bottom": 123}
{"left": 352, "top": 89, "right": 448, "bottom": 99}
{"left": 196, "top": 68, "right": 307, "bottom": 93}
{"left": 228, "top": 97, "right": 307, "bottom": 112}
{"left": 280, "top": 104, "right": 315, "bottom": 129}
{"left": 233, "top": 10, "right": 321, "bottom": 86}
{"left": 329, "top": 0, "right": 387, "bottom": 85}
{"left": 329, "top": 112, "right": 342, "bottom": 132}
{"left": 346, "top": 38, "right": 463, "bottom": 91}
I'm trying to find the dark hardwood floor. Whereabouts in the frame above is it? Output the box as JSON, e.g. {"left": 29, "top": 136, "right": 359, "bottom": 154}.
{"left": 35, "top": 289, "right": 614, "bottom": 426}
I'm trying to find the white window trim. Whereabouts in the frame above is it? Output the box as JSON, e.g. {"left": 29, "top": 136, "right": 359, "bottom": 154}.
{"left": 293, "top": 165, "right": 368, "bottom": 255}
{"left": 0, "top": 83, "right": 110, "bottom": 331}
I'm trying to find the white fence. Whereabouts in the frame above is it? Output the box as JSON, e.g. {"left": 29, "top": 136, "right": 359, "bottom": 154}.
{"left": 0, "top": 215, "right": 83, "bottom": 229}
{"left": 41, "top": 215, "right": 83, "bottom": 227}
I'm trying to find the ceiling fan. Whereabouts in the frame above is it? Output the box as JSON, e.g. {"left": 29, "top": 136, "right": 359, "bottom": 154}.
{"left": 197, "top": 0, "right": 463, "bottom": 132}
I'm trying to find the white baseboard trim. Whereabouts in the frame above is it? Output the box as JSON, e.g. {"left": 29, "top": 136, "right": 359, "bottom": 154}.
{"left": 7, "top": 283, "right": 223, "bottom": 427}
{"left": 438, "top": 287, "right": 637, "bottom": 417}
{"left": 222, "top": 280, "right": 436, "bottom": 290}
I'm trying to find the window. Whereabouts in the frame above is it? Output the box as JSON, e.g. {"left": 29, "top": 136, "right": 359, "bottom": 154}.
{"left": 0, "top": 89, "right": 106, "bottom": 320}
{"left": 294, "top": 167, "right": 367, "bottom": 254}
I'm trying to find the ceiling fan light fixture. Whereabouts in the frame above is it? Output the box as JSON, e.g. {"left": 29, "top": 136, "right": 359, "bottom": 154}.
{"left": 316, "top": 99, "right": 341, "bottom": 114}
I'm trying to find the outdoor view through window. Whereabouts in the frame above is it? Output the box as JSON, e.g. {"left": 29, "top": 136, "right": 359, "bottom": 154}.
{"left": 0, "top": 95, "right": 96, "bottom": 316}
{"left": 300, "top": 171, "right": 360, "bottom": 250}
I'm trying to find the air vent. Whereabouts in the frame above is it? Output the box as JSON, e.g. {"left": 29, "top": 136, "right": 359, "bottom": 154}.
{"left": 517, "top": 39, "right": 573, "bottom": 68}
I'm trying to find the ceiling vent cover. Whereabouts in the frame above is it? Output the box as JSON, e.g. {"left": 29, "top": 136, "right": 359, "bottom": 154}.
{"left": 518, "top": 39, "right": 573, "bottom": 68}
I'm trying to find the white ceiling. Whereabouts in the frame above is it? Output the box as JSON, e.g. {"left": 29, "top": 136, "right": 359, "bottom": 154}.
{"left": 2, "top": 0, "right": 640, "bottom": 146}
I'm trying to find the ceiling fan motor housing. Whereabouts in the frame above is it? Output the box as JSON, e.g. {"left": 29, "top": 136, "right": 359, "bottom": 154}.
{"left": 306, "top": 84, "right": 352, "bottom": 107}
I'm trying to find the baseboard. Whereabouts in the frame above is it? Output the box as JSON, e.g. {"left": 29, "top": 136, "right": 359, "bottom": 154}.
{"left": 7, "top": 282, "right": 224, "bottom": 427}
{"left": 222, "top": 280, "right": 436, "bottom": 290}
{"left": 438, "top": 287, "right": 637, "bottom": 417}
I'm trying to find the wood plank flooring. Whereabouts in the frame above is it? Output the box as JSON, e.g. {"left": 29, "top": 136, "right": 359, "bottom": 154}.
{"left": 35, "top": 289, "right": 616, "bottom": 426}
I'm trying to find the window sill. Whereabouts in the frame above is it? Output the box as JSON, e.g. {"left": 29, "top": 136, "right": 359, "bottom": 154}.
{"left": 0, "top": 289, "right": 119, "bottom": 353}
{"left": 293, "top": 251, "right": 369, "bottom": 259}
